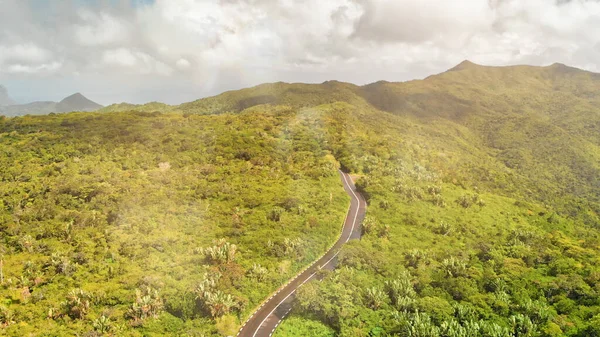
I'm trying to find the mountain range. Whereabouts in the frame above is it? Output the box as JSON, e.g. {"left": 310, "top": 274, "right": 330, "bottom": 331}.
{"left": 2, "top": 60, "right": 600, "bottom": 336}
{"left": 0, "top": 90, "right": 103, "bottom": 116}
{"left": 0, "top": 85, "right": 16, "bottom": 106}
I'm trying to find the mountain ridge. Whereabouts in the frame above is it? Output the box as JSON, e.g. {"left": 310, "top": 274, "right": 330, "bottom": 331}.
{"left": 165, "top": 61, "right": 600, "bottom": 219}
{"left": 2, "top": 60, "right": 600, "bottom": 336}
{"left": 174, "top": 61, "right": 600, "bottom": 114}
{"left": 0, "top": 84, "right": 16, "bottom": 106}
{"left": 82, "top": 61, "right": 600, "bottom": 116}
{"left": 0, "top": 91, "right": 103, "bottom": 117}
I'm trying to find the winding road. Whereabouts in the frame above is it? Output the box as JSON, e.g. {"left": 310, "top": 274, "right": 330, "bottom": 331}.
{"left": 237, "top": 170, "right": 366, "bottom": 337}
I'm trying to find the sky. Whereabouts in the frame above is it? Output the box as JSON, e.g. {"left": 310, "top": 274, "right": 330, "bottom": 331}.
{"left": 1, "top": 0, "right": 600, "bottom": 105}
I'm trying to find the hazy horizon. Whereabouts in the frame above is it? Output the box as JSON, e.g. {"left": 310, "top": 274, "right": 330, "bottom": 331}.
{"left": 2, "top": 0, "right": 600, "bottom": 105}
{"left": 2, "top": 59, "right": 590, "bottom": 107}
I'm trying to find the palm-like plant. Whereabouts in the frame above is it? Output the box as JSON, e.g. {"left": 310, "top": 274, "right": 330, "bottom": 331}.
{"left": 378, "top": 224, "right": 391, "bottom": 239}
{"left": 0, "top": 305, "right": 14, "bottom": 327}
{"left": 385, "top": 271, "right": 416, "bottom": 307}
{"left": 199, "top": 239, "right": 237, "bottom": 264}
{"left": 247, "top": 264, "right": 268, "bottom": 282}
{"left": 51, "top": 252, "right": 76, "bottom": 276}
{"left": 395, "top": 296, "right": 416, "bottom": 312}
{"left": 193, "top": 273, "right": 221, "bottom": 301}
{"left": 62, "top": 288, "right": 91, "bottom": 319}
{"left": 440, "top": 319, "right": 470, "bottom": 337}
{"left": 432, "top": 194, "right": 446, "bottom": 207}
{"left": 268, "top": 207, "right": 284, "bottom": 222}
{"left": 204, "top": 290, "right": 237, "bottom": 318}
{"left": 520, "top": 299, "right": 553, "bottom": 323}
{"left": 495, "top": 291, "right": 511, "bottom": 305}
{"left": 18, "top": 235, "right": 35, "bottom": 253}
{"left": 406, "top": 311, "right": 440, "bottom": 337}
{"left": 427, "top": 185, "right": 442, "bottom": 196}
{"left": 433, "top": 221, "right": 453, "bottom": 236}
{"left": 480, "top": 322, "right": 511, "bottom": 337}
{"left": 126, "top": 286, "right": 163, "bottom": 322}
{"left": 364, "top": 287, "right": 387, "bottom": 310}
{"left": 490, "top": 279, "right": 508, "bottom": 294}
{"left": 405, "top": 249, "right": 426, "bottom": 268}
{"left": 282, "top": 237, "right": 303, "bottom": 256}
{"left": 440, "top": 257, "right": 468, "bottom": 278}
{"left": 93, "top": 314, "right": 111, "bottom": 333}
{"left": 362, "top": 216, "right": 377, "bottom": 235}
{"left": 440, "top": 319, "right": 485, "bottom": 337}
{"left": 509, "top": 314, "right": 538, "bottom": 337}
{"left": 453, "top": 303, "right": 477, "bottom": 323}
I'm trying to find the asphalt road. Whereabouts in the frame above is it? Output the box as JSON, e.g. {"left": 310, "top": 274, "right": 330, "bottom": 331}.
{"left": 236, "top": 170, "right": 366, "bottom": 337}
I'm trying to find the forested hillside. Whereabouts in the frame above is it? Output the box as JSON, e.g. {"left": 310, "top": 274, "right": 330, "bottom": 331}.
{"left": 273, "top": 63, "right": 600, "bottom": 336}
{"left": 0, "top": 108, "right": 349, "bottom": 336}
{"left": 1, "top": 61, "right": 600, "bottom": 336}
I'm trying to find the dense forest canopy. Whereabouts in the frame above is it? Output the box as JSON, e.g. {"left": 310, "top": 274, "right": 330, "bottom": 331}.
{"left": 1, "top": 61, "right": 600, "bottom": 336}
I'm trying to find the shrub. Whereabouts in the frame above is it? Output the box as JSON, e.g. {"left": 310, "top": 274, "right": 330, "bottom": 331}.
{"left": 247, "top": 264, "right": 268, "bottom": 282}
{"left": 62, "top": 289, "right": 92, "bottom": 319}
{"left": 456, "top": 194, "right": 485, "bottom": 208}
{"left": 199, "top": 239, "right": 237, "bottom": 264}
{"left": 440, "top": 257, "right": 468, "bottom": 278}
{"left": 92, "top": 315, "right": 111, "bottom": 333}
{"left": 126, "top": 286, "right": 163, "bottom": 323}
{"left": 0, "top": 306, "right": 14, "bottom": 327}
{"left": 364, "top": 287, "right": 387, "bottom": 310}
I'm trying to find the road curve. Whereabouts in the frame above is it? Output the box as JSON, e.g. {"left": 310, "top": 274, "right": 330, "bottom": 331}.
{"left": 237, "top": 170, "right": 366, "bottom": 337}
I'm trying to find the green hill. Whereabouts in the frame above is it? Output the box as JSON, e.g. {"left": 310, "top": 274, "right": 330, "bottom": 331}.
{"left": 56, "top": 93, "right": 103, "bottom": 113}
{"left": 98, "top": 101, "right": 173, "bottom": 113}
{"left": 1, "top": 61, "right": 600, "bottom": 336}
{"left": 176, "top": 81, "right": 365, "bottom": 115}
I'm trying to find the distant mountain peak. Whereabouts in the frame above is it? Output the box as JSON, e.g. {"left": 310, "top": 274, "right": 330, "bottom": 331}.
{"left": 448, "top": 60, "right": 480, "bottom": 71}
{"left": 60, "top": 92, "right": 85, "bottom": 102}
{"left": 547, "top": 62, "right": 581, "bottom": 74}
{"left": 0, "top": 84, "right": 16, "bottom": 106}
{"left": 56, "top": 92, "right": 103, "bottom": 112}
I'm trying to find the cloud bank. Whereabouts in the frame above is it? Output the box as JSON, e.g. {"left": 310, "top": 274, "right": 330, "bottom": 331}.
{"left": 1, "top": 0, "right": 600, "bottom": 104}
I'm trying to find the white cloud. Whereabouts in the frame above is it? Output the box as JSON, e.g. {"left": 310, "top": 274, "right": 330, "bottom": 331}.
{"left": 0, "top": 43, "right": 52, "bottom": 64}
{"left": 74, "top": 11, "right": 131, "bottom": 47}
{"left": 351, "top": 0, "right": 492, "bottom": 44}
{"left": 4, "top": 62, "right": 62, "bottom": 74}
{"left": 103, "top": 48, "right": 139, "bottom": 67}
{"left": 2, "top": 0, "right": 600, "bottom": 104}
{"left": 102, "top": 48, "right": 173, "bottom": 75}
{"left": 176, "top": 58, "right": 191, "bottom": 70}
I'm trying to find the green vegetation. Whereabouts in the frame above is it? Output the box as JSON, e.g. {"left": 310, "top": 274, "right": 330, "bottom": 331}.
{"left": 97, "top": 102, "right": 174, "bottom": 114}
{"left": 0, "top": 108, "right": 349, "bottom": 335}
{"left": 276, "top": 62, "right": 600, "bottom": 336}
{"left": 2, "top": 61, "right": 600, "bottom": 336}
{"left": 272, "top": 315, "right": 336, "bottom": 337}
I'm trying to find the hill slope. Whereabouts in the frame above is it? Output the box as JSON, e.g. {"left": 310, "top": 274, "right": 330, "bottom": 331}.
{"left": 171, "top": 62, "right": 600, "bottom": 336}
{"left": 97, "top": 101, "right": 172, "bottom": 113}
{"left": 1, "top": 61, "right": 600, "bottom": 336}
{"left": 174, "top": 62, "right": 600, "bottom": 226}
